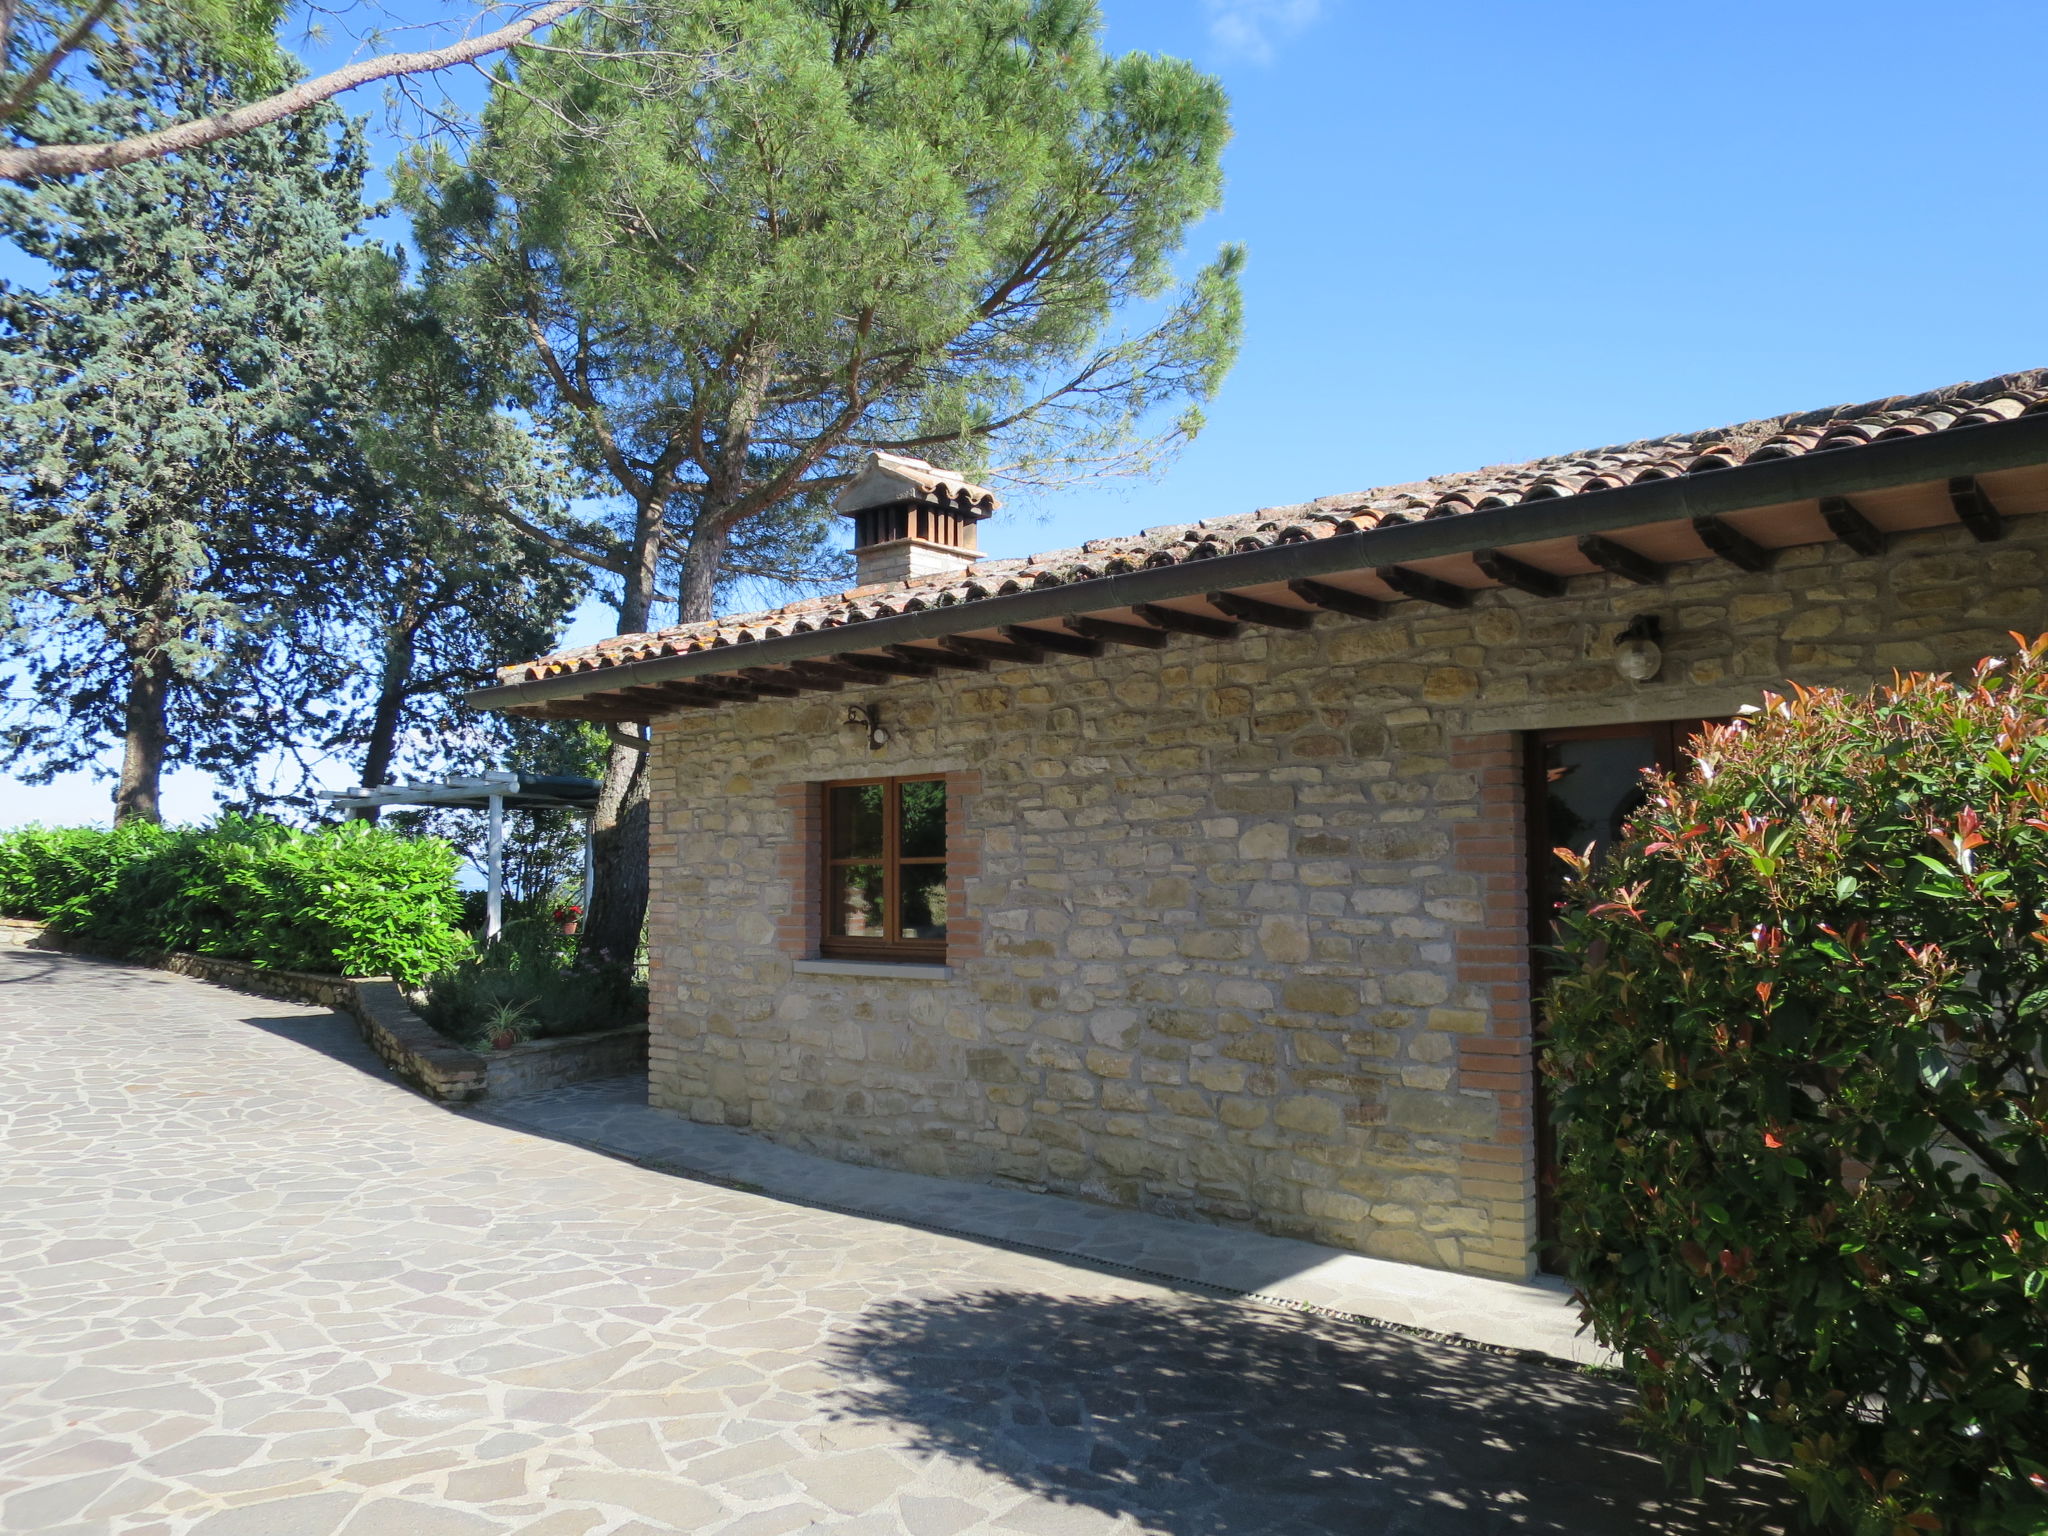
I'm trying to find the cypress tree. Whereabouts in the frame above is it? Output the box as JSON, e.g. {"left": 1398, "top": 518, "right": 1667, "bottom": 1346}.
{"left": 0, "top": 23, "right": 369, "bottom": 822}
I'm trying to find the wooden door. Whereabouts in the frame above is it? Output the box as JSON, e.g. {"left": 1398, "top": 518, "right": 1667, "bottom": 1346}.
{"left": 1526, "top": 720, "right": 1717, "bottom": 1265}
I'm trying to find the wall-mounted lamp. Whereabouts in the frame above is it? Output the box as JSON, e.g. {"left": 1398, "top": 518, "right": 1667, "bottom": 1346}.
{"left": 1614, "top": 614, "right": 1664, "bottom": 683}
{"left": 845, "top": 703, "right": 889, "bottom": 751}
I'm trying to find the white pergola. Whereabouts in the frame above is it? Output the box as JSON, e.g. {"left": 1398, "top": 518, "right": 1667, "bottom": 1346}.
{"left": 318, "top": 770, "right": 601, "bottom": 940}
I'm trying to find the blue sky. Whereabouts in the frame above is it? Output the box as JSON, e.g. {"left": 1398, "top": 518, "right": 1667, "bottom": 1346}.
{"left": 9, "top": 0, "right": 2048, "bottom": 825}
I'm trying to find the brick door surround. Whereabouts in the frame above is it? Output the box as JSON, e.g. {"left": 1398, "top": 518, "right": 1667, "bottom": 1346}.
{"left": 1447, "top": 732, "right": 1538, "bottom": 1278}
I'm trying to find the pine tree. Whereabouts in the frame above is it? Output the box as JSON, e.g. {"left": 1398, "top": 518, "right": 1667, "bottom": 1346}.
{"left": 404, "top": 0, "right": 1244, "bottom": 960}
{"left": 0, "top": 23, "right": 370, "bottom": 822}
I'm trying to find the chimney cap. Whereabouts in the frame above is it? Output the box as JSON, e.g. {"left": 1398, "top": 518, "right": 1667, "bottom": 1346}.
{"left": 835, "top": 451, "right": 1000, "bottom": 518}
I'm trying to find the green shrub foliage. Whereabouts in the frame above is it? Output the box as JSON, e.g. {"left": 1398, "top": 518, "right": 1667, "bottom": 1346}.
{"left": 0, "top": 820, "right": 170, "bottom": 931}
{"left": 418, "top": 917, "right": 645, "bottom": 1049}
{"left": 1546, "top": 639, "right": 2048, "bottom": 1534}
{"left": 0, "top": 816, "right": 467, "bottom": 984}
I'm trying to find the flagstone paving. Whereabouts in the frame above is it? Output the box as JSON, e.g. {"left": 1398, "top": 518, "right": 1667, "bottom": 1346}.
{"left": 0, "top": 947, "right": 1789, "bottom": 1534}
{"left": 478, "top": 1077, "right": 1601, "bottom": 1366}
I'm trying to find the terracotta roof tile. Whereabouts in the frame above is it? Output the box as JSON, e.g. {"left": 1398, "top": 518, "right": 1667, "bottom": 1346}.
{"left": 501, "top": 367, "right": 2048, "bottom": 685}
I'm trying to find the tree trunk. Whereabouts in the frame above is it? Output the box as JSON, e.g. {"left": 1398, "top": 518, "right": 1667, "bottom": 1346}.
{"left": 355, "top": 626, "right": 419, "bottom": 823}
{"left": 113, "top": 654, "right": 170, "bottom": 826}
{"left": 579, "top": 489, "right": 668, "bottom": 967}
{"left": 579, "top": 742, "right": 648, "bottom": 965}
{"left": 674, "top": 516, "right": 730, "bottom": 625}
{"left": 577, "top": 494, "right": 735, "bottom": 968}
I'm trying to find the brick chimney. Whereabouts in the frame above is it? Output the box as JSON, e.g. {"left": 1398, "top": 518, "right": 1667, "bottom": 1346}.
{"left": 835, "top": 452, "right": 999, "bottom": 587}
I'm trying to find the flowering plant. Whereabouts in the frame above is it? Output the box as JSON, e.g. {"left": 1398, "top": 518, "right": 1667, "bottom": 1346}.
{"left": 1547, "top": 635, "right": 2048, "bottom": 1534}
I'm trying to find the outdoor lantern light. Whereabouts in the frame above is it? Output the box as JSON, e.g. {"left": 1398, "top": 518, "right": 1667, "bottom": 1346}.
{"left": 845, "top": 703, "right": 889, "bottom": 750}
{"left": 1613, "top": 614, "right": 1664, "bottom": 683}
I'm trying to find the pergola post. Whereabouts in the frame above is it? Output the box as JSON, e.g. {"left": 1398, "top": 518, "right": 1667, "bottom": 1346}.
{"left": 580, "top": 815, "right": 596, "bottom": 915}
{"left": 485, "top": 792, "right": 505, "bottom": 942}
{"left": 315, "top": 773, "right": 597, "bottom": 940}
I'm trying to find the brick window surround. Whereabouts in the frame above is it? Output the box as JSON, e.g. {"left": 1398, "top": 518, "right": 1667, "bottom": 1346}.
{"left": 774, "top": 770, "right": 982, "bottom": 963}
{"left": 1448, "top": 732, "right": 1538, "bottom": 1277}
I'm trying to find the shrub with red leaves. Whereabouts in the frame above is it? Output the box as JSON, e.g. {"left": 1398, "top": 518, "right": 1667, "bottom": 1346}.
{"left": 1546, "top": 635, "right": 2048, "bottom": 1535}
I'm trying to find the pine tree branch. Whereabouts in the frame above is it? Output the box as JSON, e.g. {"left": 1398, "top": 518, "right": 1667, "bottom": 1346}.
{"left": 0, "top": 0, "right": 114, "bottom": 125}
{"left": 453, "top": 470, "right": 626, "bottom": 577}
{"left": 517, "top": 299, "right": 654, "bottom": 509}
{"left": 0, "top": 1, "right": 583, "bottom": 183}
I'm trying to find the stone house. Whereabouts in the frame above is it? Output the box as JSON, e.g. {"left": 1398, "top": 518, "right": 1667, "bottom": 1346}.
{"left": 472, "top": 371, "right": 2048, "bottom": 1279}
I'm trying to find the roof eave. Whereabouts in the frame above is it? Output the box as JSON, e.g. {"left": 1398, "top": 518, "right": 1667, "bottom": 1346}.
{"left": 468, "top": 411, "right": 2048, "bottom": 715}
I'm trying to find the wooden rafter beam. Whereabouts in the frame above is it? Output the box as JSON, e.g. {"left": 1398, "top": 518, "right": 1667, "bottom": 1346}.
{"left": 1950, "top": 475, "right": 2005, "bottom": 542}
{"left": 1819, "top": 496, "right": 1888, "bottom": 556}
{"left": 1207, "top": 590, "right": 1315, "bottom": 630}
{"left": 700, "top": 674, "right": 797, "bottom": 699}
{"left": 1473, "top": 548, "right": 1564, "bottom": 598}
{"left": 1287, "top": 579, "right": 1386, "bottom": 621}
{"left": 1374, "top": 566, "right": 1471, "bottom": 609}
{"left": 678, "top": 673, "right": 762, "bottom": 697}
{"left": 891, "top": 644, "right": 985, "bottom": 671}
{"left": 1692, "top": 515, "right": 1776, "bottom": 573}
{"left": 942, "top": 633, "right": 1044, "bottom": 665}
{"left": 523, "top": 699, "right": 649, "bottom": 722}
{"left": 753, "top": 665, "right": 838, "bottom": 692}
{"left": 1134, "top": 603, "right": 1239, "bottom": 639}
{"left": 1067, "top": 615, "right": 1168, "bottom": 649}
{"left": 1004, "top": 623, "right": 1102, "bottom": 658}
{"left": 837, "top": 651, "right": 935, "bottom": 678}
{"left": 624, "top": 681, "right": 752, "bottom": 706}
{"left": 724, "top": 675, "right": 799, "bottom": 698}
{"left": 794, "top": 658, "right": 892, "bottom": 686}
{"left": 1578, "top": 535, "right": 1666, "bottom": 586}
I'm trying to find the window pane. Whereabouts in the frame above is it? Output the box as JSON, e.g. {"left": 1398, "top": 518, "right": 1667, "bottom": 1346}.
{"left": 829, "top": 784, "right": 885, "bottom": 859}
{"left": 899, "top": 779, "right": 947, "bottom": 858}
{"left": 899, "top": 864, "right": 948, "bottom": 941}
{"left": 830, "top": 863, "right": 886, "bottom": 938}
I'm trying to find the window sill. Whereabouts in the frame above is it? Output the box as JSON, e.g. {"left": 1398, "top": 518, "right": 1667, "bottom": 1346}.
{"left": 794, "top": 957, "right": 952, "bottom": 982}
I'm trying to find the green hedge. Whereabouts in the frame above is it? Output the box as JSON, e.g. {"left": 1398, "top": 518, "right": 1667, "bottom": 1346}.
{"left": 0, "top": 816, "right": 470, "bottom": 985}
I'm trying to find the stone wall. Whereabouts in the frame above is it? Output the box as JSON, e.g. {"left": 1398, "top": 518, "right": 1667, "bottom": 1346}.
{"left": 483, "top": 1026, "right": 648, "bottom": 1099}
{"left": 642, "top": 516, "right": 2048, "bottom": 1277}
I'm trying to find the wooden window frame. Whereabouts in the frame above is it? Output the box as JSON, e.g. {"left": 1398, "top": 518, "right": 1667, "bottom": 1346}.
{"left": 820, "top": 774, "right": 949, "bottom": 963}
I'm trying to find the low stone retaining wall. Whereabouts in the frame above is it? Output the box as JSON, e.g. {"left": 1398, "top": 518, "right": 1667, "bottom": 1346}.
{"left": 483, "top": 1026, "right": 647, "bottom": 1099}
{"left": 0, "top": 917, "right": 644, "bottom": 1103}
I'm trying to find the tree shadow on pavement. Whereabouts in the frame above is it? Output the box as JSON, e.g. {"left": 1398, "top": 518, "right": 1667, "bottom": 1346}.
{"left": 825, "top": 1288, "right": 1791, "bottom": 1535}
{"left": 236, "top": 1008, "right": 393, "bottom": 1074}
{"left": 0, "top": 955, "right": 63, "bottom": 984}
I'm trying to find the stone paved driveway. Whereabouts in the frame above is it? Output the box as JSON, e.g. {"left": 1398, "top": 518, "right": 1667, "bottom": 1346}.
{"left": 0, "top": 949, "right": 1786, "bottom": 1534}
